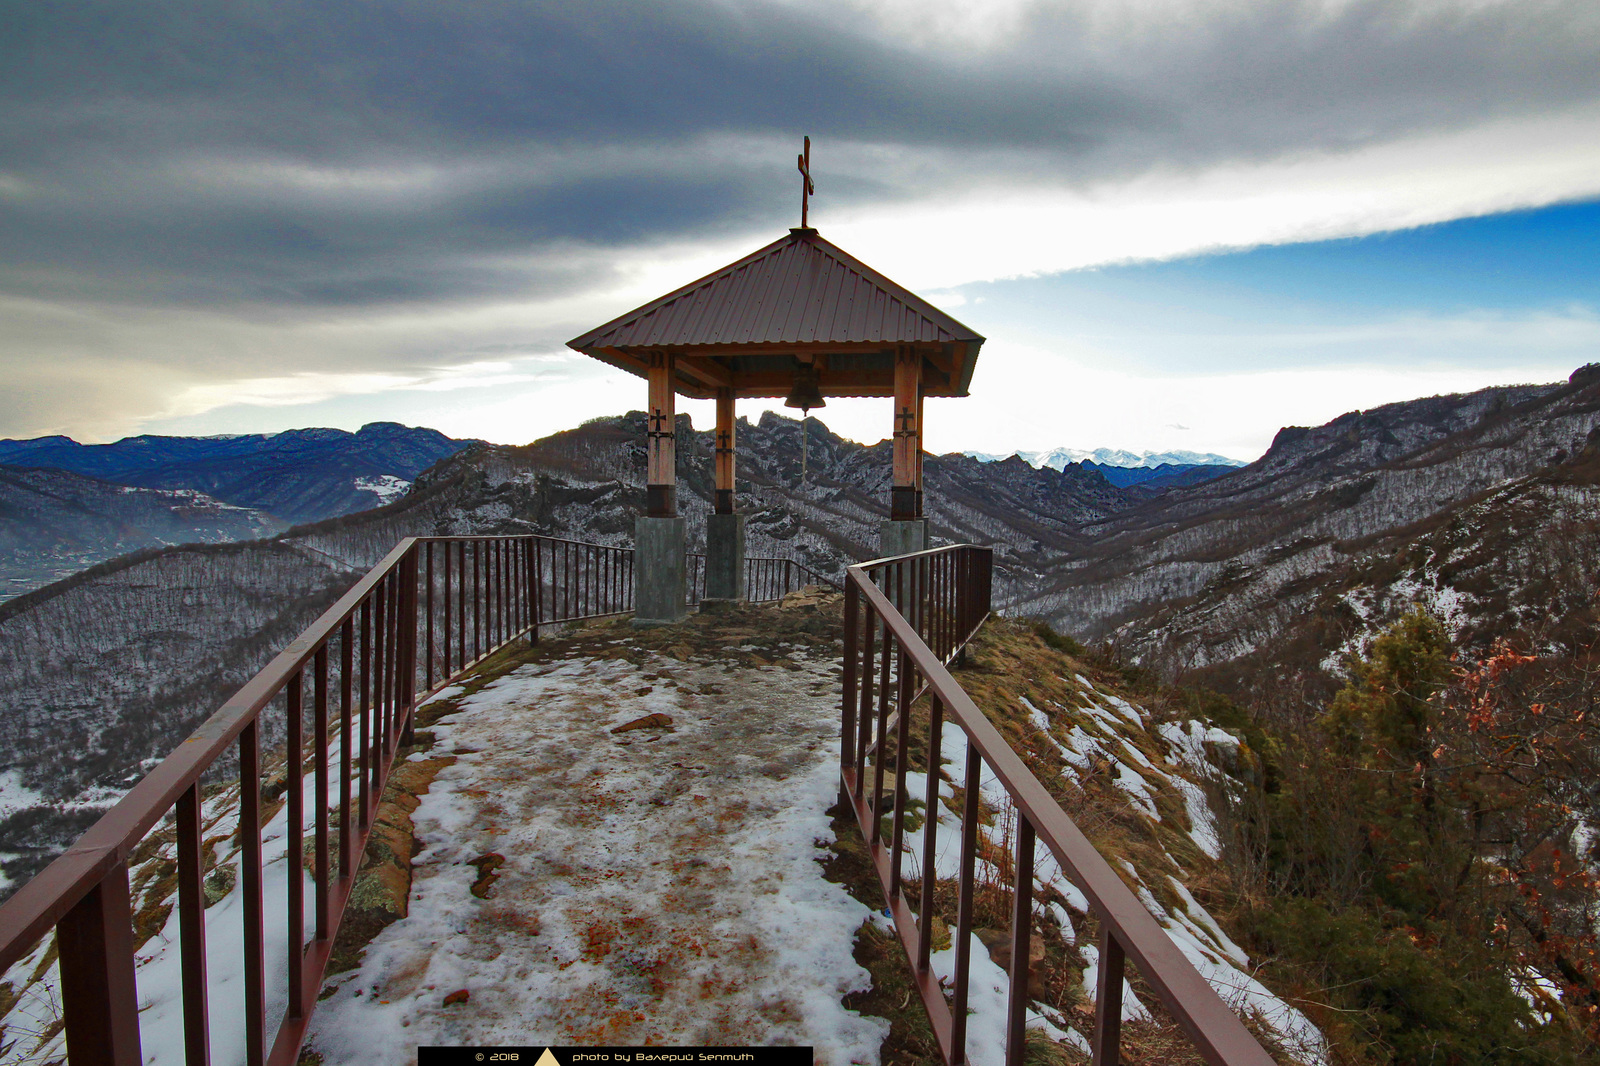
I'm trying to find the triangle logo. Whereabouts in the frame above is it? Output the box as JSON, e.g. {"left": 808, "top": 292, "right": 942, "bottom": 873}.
{"left": 535, "top": 1051, "right": 561, "bottom": 1066}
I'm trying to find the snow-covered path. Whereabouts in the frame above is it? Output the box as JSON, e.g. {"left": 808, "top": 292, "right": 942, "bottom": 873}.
{"left": 305, "top": 623, "right": 887, "bottom": 1063}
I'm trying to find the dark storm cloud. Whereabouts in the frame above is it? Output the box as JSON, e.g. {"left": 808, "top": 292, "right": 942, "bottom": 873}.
{"left": 1, "top": 0, "right": 1597, "bottom": 314}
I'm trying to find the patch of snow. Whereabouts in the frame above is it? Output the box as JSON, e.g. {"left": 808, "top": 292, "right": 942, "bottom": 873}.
{"left": 1162, "top": 920, "right": 1327, "bottom": 1063}
{"left": 305, "top": 648, "right": 887, "bottom": 1062}
{"left": 1027, "top": 1006, "right": 1090, "bottom": 1054}
{"left": 1157, "top": 721, "right": 1237, "bottom": 860}
{"left": 1167, "top": 877, "right": 1249, "bottom": 967}
{"left": 927, "top": 931, "right": 1013, "bottom": 1066}
{"left": 352, "top": 475, "right": 411, "bottom": 505}
{"left": 0, "top": 769, "right": 47, "bottom": 819}
{"left": 1100, "top": 693, "right": 1144, "bottom": 727}
{"left": 1113, "top": 761, "right": 1161, "bottom": 821}
{"left": 1019, "top": 695, "right": 1051, "bottom": 734}
{"left": 419, "top": 684, "right": 466, "bottom": 707}
{"left": 1079, "top": 941, "right": 1151, "bottom": 1023}
{"left": 1117, "top": 737, "right": 1159, "bottom": 772}
{"left": 1056, "top": 725, "right": 1098, "bottom": 771}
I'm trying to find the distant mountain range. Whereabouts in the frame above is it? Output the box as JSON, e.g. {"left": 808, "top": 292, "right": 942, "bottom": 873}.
{"left": 11, "top": 373, "right": 1600, "bottom": 890}
{"left": 0, "top": 422, "right": 473, "bottom": 522}
{"left": 966, "top": 446, "right": 1249, "bottom": 470}
{"left": 0, "top": 422, "right": 476, "bottom": 603}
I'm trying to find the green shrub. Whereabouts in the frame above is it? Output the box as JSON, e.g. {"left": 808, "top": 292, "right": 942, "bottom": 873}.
{"left": 1249, "top": 898, "right": 1577, "bottom": 1065}
{"left": 1027, "top": 619, "right": 1086, "bottom": 658}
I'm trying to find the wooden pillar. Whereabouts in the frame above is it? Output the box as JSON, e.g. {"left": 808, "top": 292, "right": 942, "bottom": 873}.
{"left": 915, "top": 386, "right": 925, "bottom": 514}
{"left": 892, "top": 347, "right": 923, "bottom": 520}
{"left": 714, "top": 387, "right": 736, "bottom": 514}
{"left": 646, "top": 351, "right": 676, "bottom": 516}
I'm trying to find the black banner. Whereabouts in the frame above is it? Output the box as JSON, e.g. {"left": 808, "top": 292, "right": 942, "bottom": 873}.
{"left": 417, "top": 1048, "right": 814, "bottom": 1066}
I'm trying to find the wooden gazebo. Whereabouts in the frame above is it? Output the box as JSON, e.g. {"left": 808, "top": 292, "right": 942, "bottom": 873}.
{"left": 568, "top": 147, "right": 984, "bottom": 622}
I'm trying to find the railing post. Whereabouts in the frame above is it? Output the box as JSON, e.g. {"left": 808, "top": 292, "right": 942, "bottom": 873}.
{"left": 241, "top": 719, "right": 265, "bottom": 1066}
{"left": 1093, "top": 925, "right": 1126, "bottom": 1066}
{"left": 176, "top": 781, "right": 211, "bottom": 1066}
{"left": 889, "top": 646, "right": 913, "bottom": 899}
{"left": 841, "top": 580, "right": 859, "bottom": 811}
{"left": 340, "top": 617, "right": 354, "bottom": 878}
{"left": 425, "top": 541, "right": 435, "bottom": 692}
{"left": 917, "top": 694, "right": 943, "bottom": 976}
{"left": 400, "top": 546, "right": 417, "bottom": 749}
{"left": 286, "top": 672, "right": 305, "bottom": 1020}
{"left": 1006, "top": 814, "right": 1035, "bottom": 1066}
{"left": 314, "top": 647, "right": 330, "bottom": 944}
{"left": 952, "top": 742, "right": 982, "bottom": 1066}
{"left": 57, "top": 862, "right": 142, "bottom": 1066}
{"left": 531, "top": 541, "right": 544, "bottom": 640}
{"left": 856, "top": 599, "right": 876, "bottom": 788}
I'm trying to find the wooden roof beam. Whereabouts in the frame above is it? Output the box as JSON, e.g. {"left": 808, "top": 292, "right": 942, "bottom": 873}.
{"left": 673, "top": 354, "right": 734, "bottom": 390}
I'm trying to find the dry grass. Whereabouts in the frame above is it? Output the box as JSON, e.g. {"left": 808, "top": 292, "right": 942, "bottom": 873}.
{"left": 823, "top": 614, "right": 1316, "bottom": 1065}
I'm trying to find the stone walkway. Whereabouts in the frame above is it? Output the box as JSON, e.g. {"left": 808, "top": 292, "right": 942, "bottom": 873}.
{"left": 304, "top": 596, "right": 887, "bottom": 1064}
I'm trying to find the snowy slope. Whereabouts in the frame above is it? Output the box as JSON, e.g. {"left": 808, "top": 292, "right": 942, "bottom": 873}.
{"left": 929, "top": 621, "right": 1328, "bottom": 1064}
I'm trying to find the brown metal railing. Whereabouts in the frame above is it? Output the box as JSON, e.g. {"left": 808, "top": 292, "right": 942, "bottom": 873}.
{"left": 842, "top": 544, "right": 1275, "bottom": 1066}
{"left": 685, "top": 553, "right": 841, "bottom": 605}
{"left": 418, "top": 535, "right": 633, "bottom": 690}
{"left": 0, "top": 533, "right": 632, "bottom": 1066}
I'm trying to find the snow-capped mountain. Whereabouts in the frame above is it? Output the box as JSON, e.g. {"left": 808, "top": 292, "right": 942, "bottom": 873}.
{"left": 967, "top": 447, "right": 1249, "bottom": 470}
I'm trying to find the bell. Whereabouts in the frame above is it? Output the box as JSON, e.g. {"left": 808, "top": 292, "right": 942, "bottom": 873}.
{"left": 784, "top": 362, "right": 826, "bottom": 414}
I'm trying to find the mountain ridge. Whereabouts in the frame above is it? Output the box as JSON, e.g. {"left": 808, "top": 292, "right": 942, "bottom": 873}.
{"left": 967, "top": 446, "right": 1249, "bottom": 469}
{"left": 0, "top": 421, "right": 476, "bottom": 523}
{"left": 1007, "top": 369, "right": 1600, "bottom": 701}
{"left": 0, "top": 422, "right": 479, "bottom": 603}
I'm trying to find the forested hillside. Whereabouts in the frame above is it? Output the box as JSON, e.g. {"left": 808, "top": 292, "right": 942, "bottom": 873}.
{"left": 0, "top": 466, "right": 277, "bottom": 602}
{"left": 1011, "top": 368, "right": 1600, "bottom": 687}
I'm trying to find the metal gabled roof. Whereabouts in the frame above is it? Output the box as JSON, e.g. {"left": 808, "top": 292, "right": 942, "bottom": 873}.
{"left": 570, "top": 228, "right": 984, "bottom": 353}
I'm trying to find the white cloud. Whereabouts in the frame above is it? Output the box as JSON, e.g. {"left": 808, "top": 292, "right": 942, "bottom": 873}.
{"left": 916, "top": 335, "right": 1578, "bottom": 461}
{"left": 824, "top": 102, "right": 1600, "bottom": 289}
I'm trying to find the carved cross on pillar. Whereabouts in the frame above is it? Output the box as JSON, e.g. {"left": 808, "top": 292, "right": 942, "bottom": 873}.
{"left": 714, "top": 388, "right": 736, "bottom": 514}
{"left": 646, "top": 351, "right": 676, "bottom": 516}
{"left": 797, "top": 136, "right": 815, "bottom": 230}
{"left": 891, "top": 347, "right": 923, "bottom": 520}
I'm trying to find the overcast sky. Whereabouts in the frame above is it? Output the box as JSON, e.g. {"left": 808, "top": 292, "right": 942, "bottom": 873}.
{"left": 4, "top": 0, "right": 1599, "bottom": 461}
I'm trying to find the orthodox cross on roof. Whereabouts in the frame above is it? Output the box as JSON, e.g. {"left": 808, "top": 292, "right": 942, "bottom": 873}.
{"left": 797, "top": 136, "right": 815, "bottom": 230}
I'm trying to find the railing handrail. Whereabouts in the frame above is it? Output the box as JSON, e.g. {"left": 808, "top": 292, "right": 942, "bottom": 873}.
{"left": 683, "top": 552, "right": 844, "bottom": 593}
{"left": 843, "top": 545, "right": 1274, "bottom": 1066}
{"left": 0, "top": 530, "right": 645, "bottom": 1066}
{"left": 0, "top": 536, "right": 422, "bottom": 969}
{"left": 779, "top": 560, "right": 843, "bottom": 591}
{"left": 0, "top": 531, "right": 637, "bottom": 971}
{"left": 0, "top": 527, "right": 906, "bottom": 1065}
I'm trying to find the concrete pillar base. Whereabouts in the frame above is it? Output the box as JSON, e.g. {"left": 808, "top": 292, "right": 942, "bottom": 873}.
{"left": 704, "top": 512, "right": 746, "bottom": 601}
{"left": 878, "top": 518, "right": 930, "bottom": 559}
{"left": 632, "top": 515, "right": 687, "bottom": 627}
